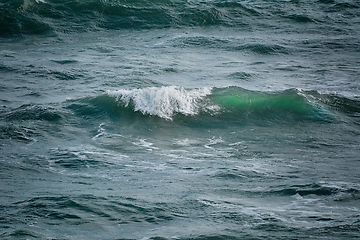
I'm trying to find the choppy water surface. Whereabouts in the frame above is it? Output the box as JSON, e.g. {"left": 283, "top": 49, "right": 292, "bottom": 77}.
{"left": 1, "top": 0, "right": 360, "bottom": 239}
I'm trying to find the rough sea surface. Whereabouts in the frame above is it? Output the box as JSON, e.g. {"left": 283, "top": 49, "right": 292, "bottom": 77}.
{"left": 1, "top": 0, "right": 360, "bottom": 239}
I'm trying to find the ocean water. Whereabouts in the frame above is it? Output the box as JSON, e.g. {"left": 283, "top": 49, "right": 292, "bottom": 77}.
{"left": 1, "top": 0, "right": 360, "bottom": 239}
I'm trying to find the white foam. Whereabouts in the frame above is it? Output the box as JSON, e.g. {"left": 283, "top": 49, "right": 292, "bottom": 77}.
{"left": 107, "top": 86, "right": 212, "bottom": 120}
{"left": 132, "top": 138, "right": 159, "bottom": 151}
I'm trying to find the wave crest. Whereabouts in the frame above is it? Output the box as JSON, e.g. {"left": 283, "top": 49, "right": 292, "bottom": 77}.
{"left": 107, "top": 86, "right": 213, "bottom": 120}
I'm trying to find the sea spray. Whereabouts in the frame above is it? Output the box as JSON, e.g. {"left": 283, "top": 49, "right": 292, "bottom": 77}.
{"left": 107, "top": 86, "right": 213, "bottom": 120}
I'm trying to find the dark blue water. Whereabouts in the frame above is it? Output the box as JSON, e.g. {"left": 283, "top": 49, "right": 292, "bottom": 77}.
{"left": 1, "top": 0, "right": 360, "bottom": 239}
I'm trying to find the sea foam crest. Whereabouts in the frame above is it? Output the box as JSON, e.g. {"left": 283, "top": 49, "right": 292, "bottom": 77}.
{"left": 107, "top": 86, "right": 212, "bottom": 120}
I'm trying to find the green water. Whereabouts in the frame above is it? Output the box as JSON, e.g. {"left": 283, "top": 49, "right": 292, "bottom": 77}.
{"left": 1, "top": 0, "right": 360, "bottom": 239}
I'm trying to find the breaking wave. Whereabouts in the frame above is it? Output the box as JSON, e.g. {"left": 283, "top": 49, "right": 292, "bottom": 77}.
{"left": 66, "top": 86, "right": 360, "bottom": 123}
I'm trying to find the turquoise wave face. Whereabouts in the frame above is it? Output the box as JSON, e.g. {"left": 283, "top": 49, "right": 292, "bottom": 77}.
{"left": 210, "top": 87, "right": 314, "bottom": 115}
{"left": 65, "top": 86, "right": 359, "bottom": 125}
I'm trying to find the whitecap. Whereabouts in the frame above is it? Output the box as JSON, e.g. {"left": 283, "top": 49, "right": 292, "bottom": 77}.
{"left": 107, "top": 86, "right": 213, "bottom": 120}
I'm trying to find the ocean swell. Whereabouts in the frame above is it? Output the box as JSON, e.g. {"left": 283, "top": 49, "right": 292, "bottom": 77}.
{"left": 64, "top": 86, "right": 360, "bottom": 124}
{"left": 0, "top": 0, "right": 245, "bottom": 36}
{"left": 2, "top": 0, "right": 358, "bottom": 37}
